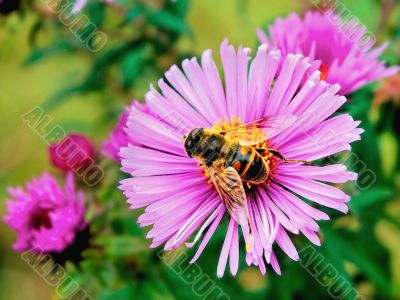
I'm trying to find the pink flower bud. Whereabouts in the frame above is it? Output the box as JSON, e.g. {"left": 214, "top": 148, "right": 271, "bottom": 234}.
{"left": 49, "top": 133, "right": 95, "bottom": 172}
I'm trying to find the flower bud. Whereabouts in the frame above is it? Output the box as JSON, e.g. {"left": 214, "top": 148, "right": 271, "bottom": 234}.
{"left": 49, "top": 133, "right": 95, "bottom": 172}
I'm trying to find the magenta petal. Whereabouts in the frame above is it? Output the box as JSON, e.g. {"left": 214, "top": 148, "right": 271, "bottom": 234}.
{"left": 217, "top": 218, "right": 235, "bottom": 278}
{"left": 229, "top": 222, "right": 239, "bottom": 276}
{"left": 190, "top": 205, "right": 225, "bottom": 263}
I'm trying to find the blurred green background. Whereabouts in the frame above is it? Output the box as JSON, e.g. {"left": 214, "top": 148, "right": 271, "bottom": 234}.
{"left": 0, "top": 0, "right": 399, "bottom": 299}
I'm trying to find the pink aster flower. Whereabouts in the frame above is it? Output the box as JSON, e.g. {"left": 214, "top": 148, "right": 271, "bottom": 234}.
{"left": 3, "top": 172, "right": 87, "bottom": 253}
{"left": 257, "top": 11, "right": 399, "bottom": 94}
{"left": 102, "top": 110, "right": 130, "bottom": 162}
{"left": 120, "top": 40, "right": 363, "bottom": 277}
{"left": 102, "top": 101, "right": 149, "bottom": 162}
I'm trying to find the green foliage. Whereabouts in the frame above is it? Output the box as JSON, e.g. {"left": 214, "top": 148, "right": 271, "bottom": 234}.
{"left": 26, "top": 0, "right": 192, "bottom": 111}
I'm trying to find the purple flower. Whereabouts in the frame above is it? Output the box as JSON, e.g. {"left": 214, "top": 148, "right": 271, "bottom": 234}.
{"left": 49, "top": 133, "right": 95, "bottom": 172}
{"left": 3, "top": 172, "right": 87, "bottom": 253}
{"left": 102, "top": 110, "right": 129, "bottom": 162}
{"left": 257, "top": 11, "right": 399, "bottom": 95}
{"left": 120, "top": 40, "right": 363, "bottom": 276}
{"left": 102, "top": 101, "right": 148, "bottom": 162}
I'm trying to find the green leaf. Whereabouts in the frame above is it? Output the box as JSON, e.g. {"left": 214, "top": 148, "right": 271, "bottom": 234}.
{"left": 111, "top": 216, "right": 144, "bottom": 236}
{"left": 81, "top": 41, "right": 140, "bottom": 92}
{"left": 320, "top": 248, "right": 358, "bottom": 300}
{"left": 350, "top": 186, "right": 393, "bottom": 214}
{"left": 296, "top": 243, "right": 357, "bottom": 300}
{"left": 121, "top": 45, "right": 146, "bottom": 89}
{"left": 98, "top": 236, "right": 150, "bottom": 258}
{"left": 24, "top": 41, "right": 72, "bottom": 66}
{"left": 141, "top": 272, "right": 175, "bottom": 300}
{"left": 123, "top": 6, "right": 146, "bottom": 25}
{"left": 28, "top": 19, "right": 44, "bottom": 47}
{"left": 167, "top": 0, "right": 190, "bottom": 18}
{"left": 147, "top": 9, "right": 188, "bottom": 34}
{"left": 323, "top": 226, "right": 391, "bottom": 294}
{"left": 351, "top": 117, "right": 384, "bottom": 185}
{"left": 346, "top": 95, "right": 371, "bottom": 119}
{"left": 85, "top": 1, "right": 106, "bottom": 27}
{"left": 101, "top": 285, "right": 136, "bottom": 300}
{"left": 379, "top": 131, "right": 399, "bottom": 177}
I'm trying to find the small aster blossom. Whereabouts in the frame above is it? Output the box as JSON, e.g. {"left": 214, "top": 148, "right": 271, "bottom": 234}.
{"left": 102, "top": 102, "right": 148, "bottom": 162}
{"left": 3, "top": 172, "right": 87, "bottom": 253}
{"left": 49, "top": 133, "right": 95, "bottom": 172}
{"left": 120, "top": 40, "right": 363, "bottom": 277}
{"left": 257, "top": 11, "right": 399, "bottom": 95}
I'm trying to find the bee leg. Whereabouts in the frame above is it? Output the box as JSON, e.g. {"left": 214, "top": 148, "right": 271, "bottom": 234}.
{"left": 267, "top": 149, "right": 287, "bottom": 160}
{"left": 261, "top": 148, "right": 310, "bottom": 165}
{"left": 255, "top": 148, "right": 267, "bottom": 155}
{"left": 283, "top": 159, "right": 311, "bottom": 164}
{"left": 271, "top": 151, "right": 310, "bottom": 164}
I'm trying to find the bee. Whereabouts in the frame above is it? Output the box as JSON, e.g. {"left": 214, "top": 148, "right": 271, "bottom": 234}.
{"left": 183, "top": 115, "right": 305, "bottom": 222}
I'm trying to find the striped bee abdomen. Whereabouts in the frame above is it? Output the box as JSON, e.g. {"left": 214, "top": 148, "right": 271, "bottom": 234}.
{"left": 228, "top": 145, "right": 269, "bottom": 184}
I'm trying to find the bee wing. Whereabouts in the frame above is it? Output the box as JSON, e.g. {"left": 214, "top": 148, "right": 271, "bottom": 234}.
{"left": 207, "top": 164, "right": 254, "bottom": 251}
{"left": 223, "top": 115, "right": 297, "bottom": 146}
{"left": 207, "top": 164, "right": 247, "bottom": 222}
